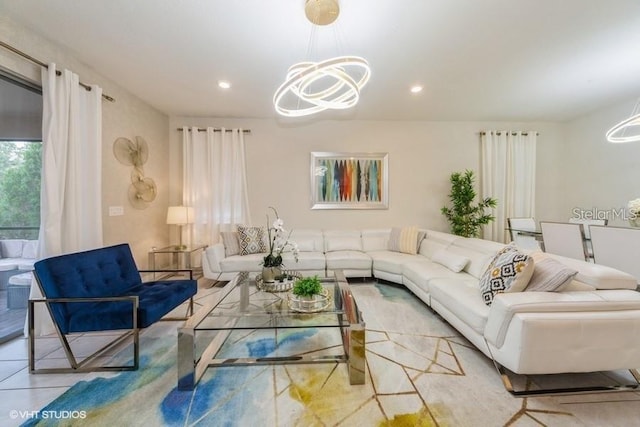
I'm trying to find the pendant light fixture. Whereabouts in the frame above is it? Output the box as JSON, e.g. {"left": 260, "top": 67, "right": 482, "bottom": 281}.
{"left": 606, "top": 99, "right": 640, "bottom": 143}
{"left": 273, "top": 0, "right": 371, "bottom": 118}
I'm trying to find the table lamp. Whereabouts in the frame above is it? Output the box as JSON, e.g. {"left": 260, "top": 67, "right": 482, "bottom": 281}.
{"left": 166, "top": 206, "right": 194, "bottom": 249}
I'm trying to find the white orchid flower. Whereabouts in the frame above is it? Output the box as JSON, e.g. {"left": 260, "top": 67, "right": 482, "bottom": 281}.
{"left": 273, "top": 218, "right": 284, "bottom": 231}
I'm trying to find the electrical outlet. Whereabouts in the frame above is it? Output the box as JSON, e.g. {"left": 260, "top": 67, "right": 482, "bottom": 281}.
{"left": 109, "top": 206, "right": 124, "bottom": 216}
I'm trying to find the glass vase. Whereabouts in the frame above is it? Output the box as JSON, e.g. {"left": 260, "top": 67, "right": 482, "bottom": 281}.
{"left": 262, "top": 266, "right": 282, "bottom": 283}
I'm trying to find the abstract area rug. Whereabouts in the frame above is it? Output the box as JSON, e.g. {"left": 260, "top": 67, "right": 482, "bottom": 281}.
{"left": 24, "top": 283, "right": 640, "bottom": 426}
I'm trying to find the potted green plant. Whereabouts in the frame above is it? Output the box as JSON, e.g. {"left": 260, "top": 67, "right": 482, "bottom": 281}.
{"left": 290, "top": 275, "right": 327, "bottom": 312}
{"left": 441, "top": 169, "right": 497, "bottom": 238}
{"left": 292, "top": 275, "right": 323, "bottom": 298}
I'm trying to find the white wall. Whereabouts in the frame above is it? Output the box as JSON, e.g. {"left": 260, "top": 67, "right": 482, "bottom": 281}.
{"left": 169, "top": 116, "right": 563, "bottom": 239}
{"left": 0, "top": 16, "right": 170, "bottom": 266}
{"left": 559, "top": 98, "right": 640, "bottom": 227}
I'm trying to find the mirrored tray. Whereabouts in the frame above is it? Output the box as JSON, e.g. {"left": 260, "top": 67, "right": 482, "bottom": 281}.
{"left": 256, "top": 270, "right": 302, "bottom": 293}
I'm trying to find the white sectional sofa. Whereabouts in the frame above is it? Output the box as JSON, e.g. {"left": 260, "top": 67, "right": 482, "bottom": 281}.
{"left": 203, "top": 227, "right": 640, "bottom": 392}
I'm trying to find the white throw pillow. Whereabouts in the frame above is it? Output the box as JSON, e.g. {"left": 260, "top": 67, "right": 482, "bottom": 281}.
{"left": 431, "top": 249, "right": 470, "bottom": 273}
{"left": 0, "top": 239, "right": 24, "bottom": 258}
{"left": 22, "top": 240, "right": 38, "bottom": 259}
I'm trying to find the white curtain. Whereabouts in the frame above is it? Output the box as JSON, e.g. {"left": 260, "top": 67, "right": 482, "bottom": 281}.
{"left": 481, "top": 131, "right": 537, "bottom": 243}
{"left": 27, "top": 63, "right": 103, "bottom": 336}
{"left": 182, "top": 127, "right": 251, "bottom": 245}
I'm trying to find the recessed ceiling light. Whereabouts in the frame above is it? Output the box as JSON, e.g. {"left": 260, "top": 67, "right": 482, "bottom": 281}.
{"left": 410, "top": 85, "right": 423, "bottom": 94}
{"left": 218, "top": 80, "right": 231, "bottom": 89}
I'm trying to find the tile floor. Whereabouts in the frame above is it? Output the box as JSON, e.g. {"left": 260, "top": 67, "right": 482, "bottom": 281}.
{"left": 0, "top": 279, "right": 217, "bottom": 426}
{"left": 1, "top": 280, "right": 640, "bottom": 426}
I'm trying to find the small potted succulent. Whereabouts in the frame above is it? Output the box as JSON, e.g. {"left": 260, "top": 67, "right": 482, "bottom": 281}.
{"left": 292, "top": 275, "right": 323, "bottom": 298}
{"left": 290, "top": 275, "right": 327, "bottom": 312}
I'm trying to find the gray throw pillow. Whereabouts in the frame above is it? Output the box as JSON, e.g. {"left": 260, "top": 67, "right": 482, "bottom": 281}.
{"left": 525, "top": 258, "right": 578, "bottom": 292}
{"left": 220, "top": 232, "right": 241, "bottom": 257}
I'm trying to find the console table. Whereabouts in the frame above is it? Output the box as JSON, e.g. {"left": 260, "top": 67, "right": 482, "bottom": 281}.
{"left": 147, "top": 244, "right": 207, "bottom": 279}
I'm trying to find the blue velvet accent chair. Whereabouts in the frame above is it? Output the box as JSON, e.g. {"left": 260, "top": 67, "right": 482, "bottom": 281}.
{"left": 29, "top": 243, "right": 197, "bottom": 373}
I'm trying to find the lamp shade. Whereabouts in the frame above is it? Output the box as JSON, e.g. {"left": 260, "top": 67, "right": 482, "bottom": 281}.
{"left": 166, "top": 206, "right": 194, "bottom": 225}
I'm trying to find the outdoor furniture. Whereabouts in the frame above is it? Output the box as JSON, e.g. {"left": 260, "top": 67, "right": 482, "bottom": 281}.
{"left": 30, "top": 243, "right": 197, "bottom": 373}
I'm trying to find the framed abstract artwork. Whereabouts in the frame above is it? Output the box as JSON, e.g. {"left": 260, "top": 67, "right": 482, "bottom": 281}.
{"left": 310, "top": 152, "right": 389, "bottom": 209}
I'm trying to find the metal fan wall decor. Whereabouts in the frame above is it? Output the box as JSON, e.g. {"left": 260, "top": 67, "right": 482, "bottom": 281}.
{"left": 113, "top": 136, "right": 157, "bottom": 209}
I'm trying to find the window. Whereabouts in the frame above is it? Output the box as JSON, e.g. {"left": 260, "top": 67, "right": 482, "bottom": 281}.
{"left": 0, "top": 73, "right": 42, "bottom": 342}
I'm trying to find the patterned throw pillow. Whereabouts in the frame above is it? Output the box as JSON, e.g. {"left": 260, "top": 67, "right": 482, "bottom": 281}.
{"left": 220, "top": 231, "right": 241, "bottom": 257}
{"left": 237, "top": 226, "right": 266, "bottom": 255}
{"left": 388, "top": 226, "right": 420, "bottom": 255}
{"left": 479, "top": 247, "right": 534, "bottom": 306}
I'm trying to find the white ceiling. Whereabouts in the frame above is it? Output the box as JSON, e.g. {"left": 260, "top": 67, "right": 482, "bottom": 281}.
{"left": 2, "top": 0, "right": 640, "bottom": 122}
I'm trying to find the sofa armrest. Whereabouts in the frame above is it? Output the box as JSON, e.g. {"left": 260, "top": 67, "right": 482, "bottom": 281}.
{"left": 543, "top": 253, "right": 637, "bottom": 290}
{"left": 202, "top": 243, "right": 225, "bottom": 275}
{"left": 484, "top": 290, "right": 640, "bottom": 348}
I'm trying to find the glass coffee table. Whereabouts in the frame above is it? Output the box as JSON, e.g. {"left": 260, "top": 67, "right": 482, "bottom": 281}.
{"left": 177, "top": 270, "right": 365, "bottom": 390}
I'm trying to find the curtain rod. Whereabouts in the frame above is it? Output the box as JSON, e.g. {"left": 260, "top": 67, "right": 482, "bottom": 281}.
{"left": 177, "top": 127, "right": 251, "bottom": 134}
{"left": 0, "top": 39, "right": 116, "bottom": 103}
{"left": 479, "top": 131, "right": 539, "bottom": 136}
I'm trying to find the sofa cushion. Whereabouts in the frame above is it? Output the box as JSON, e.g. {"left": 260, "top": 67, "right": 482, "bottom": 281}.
{"left": 403, "top": 259, "right": 470, "bottom": 290}
{"left": 289, "top": 229, "right": 323, "bottom": 252}
{"left": 281, "top": 251, "right": 325, "bottom": 271}
{"left": 446, "top": 245, "right": 495, "bottom": 279}
{"left": 324, "top": 230, "right": 362, "bottom": 252}
{"left": 220, "top": 253, "right": 265, "bottom": 272}
{"left": 525, "top": 257, "right": 578, "bottom": 292}
{"left": 325, "top": 250, "right": 371, "bottom": 270}
{"left": 1, "top": 240, "right": 24, "bottom": 258}
{"left": 362, "top": 229, "right": 391, "bottom": 252}
{"left": 429, "top": 278, "right": 490, "bottom": 336}
{"left": 22, "top": 240, "right": 38, "bottom": 259}
{"left": 388, "top": 226, "right": 421, "bottom": 255}
{"left": 431, "top": 249, "right": 469, "bottom": 273}
{"left": 479, "top": 248, "right": 535, "bottom": 306}
{"left": 220, "top": 232, "right": 241, "bottom": 257}
{"left": 449, "top": 238, "right": 505, "bottom": 279}
{"left": 370, "top": 250, "right": 420, "bottom": 275}
{"left": 0, "top": 259, "right": 19, "bottom": 271}
{"left": 237, "top": 226, "right": 266, "bottom": 255}
{"left": 419, "top": 231, "right": 458, "bottom": 258}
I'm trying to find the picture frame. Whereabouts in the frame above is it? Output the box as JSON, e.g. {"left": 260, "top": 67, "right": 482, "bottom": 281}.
{"left": 310, "top": 152, "right": 388, "bottom": 210}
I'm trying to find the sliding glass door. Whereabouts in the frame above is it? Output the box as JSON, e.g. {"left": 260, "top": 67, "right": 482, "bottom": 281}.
{"left": 0, "top": 74, "right": 42, "bottom": 343}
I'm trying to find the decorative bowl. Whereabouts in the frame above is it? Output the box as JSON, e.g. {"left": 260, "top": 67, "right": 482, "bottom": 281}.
{"left": 287, "top": 288, "right": 331, "bottom": 313}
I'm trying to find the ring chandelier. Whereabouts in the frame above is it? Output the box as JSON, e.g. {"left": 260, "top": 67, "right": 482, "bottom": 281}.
{"left": 273, "top": 0, "right": 370, "bottom": 117}
{"left": 273, "top": 56, "right": 371, "bottom": 117}
{"left": 606, "top": 113, "right": 640, "bottom": 143}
